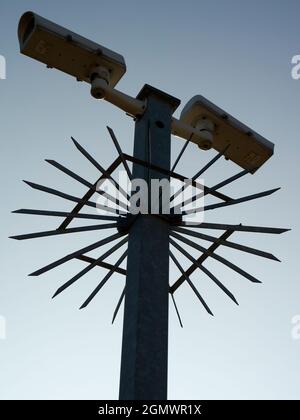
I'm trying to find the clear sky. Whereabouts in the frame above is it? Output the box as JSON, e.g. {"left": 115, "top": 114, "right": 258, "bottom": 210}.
{"left": 0, "top": 0, "right": 299, "bottom": 400}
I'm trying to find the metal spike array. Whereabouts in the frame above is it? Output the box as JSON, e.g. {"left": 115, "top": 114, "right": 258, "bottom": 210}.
{"left": 11, "top": 127, "right": 289, "bottom": 321}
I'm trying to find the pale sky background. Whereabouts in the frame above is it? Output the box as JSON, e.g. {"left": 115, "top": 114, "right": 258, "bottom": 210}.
{"left": 0, "top": 0, "right": 299, "bottom": 400}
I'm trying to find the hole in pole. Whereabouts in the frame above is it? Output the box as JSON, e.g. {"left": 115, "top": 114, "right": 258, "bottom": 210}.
{"left": 155, "top": 120, "right": 165, "bottom": 129}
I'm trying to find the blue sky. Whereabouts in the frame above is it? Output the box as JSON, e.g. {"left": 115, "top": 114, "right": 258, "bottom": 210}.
{"left": 0, "top": 0, "right": 300, "bottom": 399}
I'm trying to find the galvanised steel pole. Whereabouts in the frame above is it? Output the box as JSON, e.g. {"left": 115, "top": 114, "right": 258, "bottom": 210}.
{"left": 119, "top": 85, "right": 180, "bottom": 400}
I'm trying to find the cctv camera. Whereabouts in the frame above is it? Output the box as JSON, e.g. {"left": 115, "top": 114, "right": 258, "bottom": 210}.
{"left": 180, "top": 95, "right": 274, "bottom": 172}
{"left": 18, "top": 11, "right": 126, "bottom": 88}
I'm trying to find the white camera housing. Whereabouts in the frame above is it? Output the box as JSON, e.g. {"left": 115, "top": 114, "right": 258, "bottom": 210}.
{"left": 18, "top": 11, "right": 126, "bottom": 87}
{"left": 180, "top": 95, "right": 274, "bottom": 172}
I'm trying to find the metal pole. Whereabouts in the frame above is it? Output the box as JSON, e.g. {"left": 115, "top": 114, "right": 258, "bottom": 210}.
{"left": 119, "top": 85, "right": 180, "bottom": 400}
